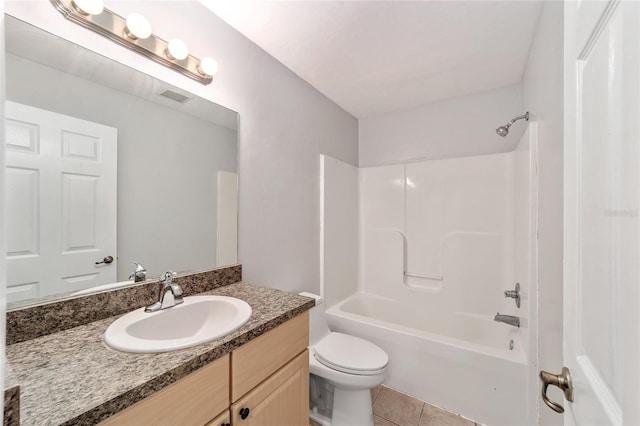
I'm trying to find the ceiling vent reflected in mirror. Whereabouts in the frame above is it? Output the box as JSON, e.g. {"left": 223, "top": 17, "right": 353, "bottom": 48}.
{"left": 159, "top": 89, "right": 193, "bottom": 104}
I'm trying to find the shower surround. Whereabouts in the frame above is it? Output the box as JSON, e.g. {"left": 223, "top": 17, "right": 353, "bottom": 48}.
{"left": 320, "top": 125, "right": 537, "bottom": 425}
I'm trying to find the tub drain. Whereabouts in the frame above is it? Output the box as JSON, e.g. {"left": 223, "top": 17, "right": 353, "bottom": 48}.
{"left": 509, "top": 339, "right": 515, "bottom": 350}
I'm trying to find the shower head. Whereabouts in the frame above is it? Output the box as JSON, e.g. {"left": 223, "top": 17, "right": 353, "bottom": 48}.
{"left": 496, "top": 125, "right": 510, "bottom": 138}
{"left": 496, "top": 112, "right": 529, "bottom": 138}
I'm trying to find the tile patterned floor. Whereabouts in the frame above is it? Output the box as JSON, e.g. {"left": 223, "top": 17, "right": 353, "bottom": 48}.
{"left": 310, "top": 385, "right": 478, "bottom": 426}
{"left": 372, "top": 386, "right": 477, "bottom": 426}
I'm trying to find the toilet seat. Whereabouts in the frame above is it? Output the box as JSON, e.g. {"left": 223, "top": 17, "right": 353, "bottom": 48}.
{"left": 313, "top": 332, "right": 388, "bottom": 376}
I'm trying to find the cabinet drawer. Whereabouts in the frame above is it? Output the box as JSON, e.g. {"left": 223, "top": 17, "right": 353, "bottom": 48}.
{"left": 231, "top": 311, "right": 309, "bottom": 401}
{"left": 100, "top": 354, "right": 229, "bottom": 426}
{"left": 231, "top": 350, "right": 309, "bottom": 425}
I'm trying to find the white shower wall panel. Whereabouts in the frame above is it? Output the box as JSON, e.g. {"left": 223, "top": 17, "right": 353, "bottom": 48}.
{"left": 360, "top": 228, "right": 509, "bottom": 317}
{"left": 360, "top": 230, "right": 404, "bottom": 299}
{"left": 357, "top": 164, "right": 405, "bottom": 294}
{"left": 360, "top": 154, "right": 516, "bottom": 312}
{"left": 513, "top": 130, "right": 534, "bottom": 358}
{"left": 358, "top": 164, "right": 405, "bottom": 231}
{"left": 404, "top": 155, "right": 514, "bottom": 287}
{"left": 320, "top": 155, "right": 359, "bottom": 308}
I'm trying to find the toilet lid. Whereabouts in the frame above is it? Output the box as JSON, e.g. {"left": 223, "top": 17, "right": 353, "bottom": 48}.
{"left": 313, "top": 332, "right": 388, "bottom": 375}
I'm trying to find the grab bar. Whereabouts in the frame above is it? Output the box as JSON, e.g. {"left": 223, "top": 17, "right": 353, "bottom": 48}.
{"left": 403, "top": 271, "right": 444, "bottom": 281}
{"left": 396, "top": 230, "right": 444, "bottom": 281}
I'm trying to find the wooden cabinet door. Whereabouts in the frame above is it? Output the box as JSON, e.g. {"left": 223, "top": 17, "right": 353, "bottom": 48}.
{"left": 206, "top": 410, "right": 231, "bottom": 426}
{"left": 100, "top": 355, "right": 229, "bottom": 426}
{"left": 231, "top": 311, "right": 309, "bottom": 401}
{"left": 231, "top": 350, "right": 309, "bottom": 426}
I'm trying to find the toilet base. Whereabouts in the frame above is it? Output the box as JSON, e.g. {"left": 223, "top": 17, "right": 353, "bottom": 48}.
{"left": 309, "top": 355, "right": 384, "bottom": 426}
{"left": 310, "top": 387, "right": 374, "bottom": 426}
{"left": 331, "top": 387, "right": 374, "bottom": 426}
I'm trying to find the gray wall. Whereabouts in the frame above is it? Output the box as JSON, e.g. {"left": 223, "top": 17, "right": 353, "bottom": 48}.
{"left": 6, "top": 1, "right": 359, "bottom": 295}
{"left": 359, "top": 84, "right": 523, "bottom": 166}
{"left": 6, "top": 53, "right": 237, "bottom": 281}
{"left": 521, "top": 2, "right": 564, "bottom": 424}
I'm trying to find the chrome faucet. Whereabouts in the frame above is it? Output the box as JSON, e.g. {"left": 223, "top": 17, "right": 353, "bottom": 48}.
{"left": 145, "top": 271, "right": 183, "bottom": 313}
{"left": 494, "top": 313, "right": 520, "bottom": 328}
{"left": 129, "top": 262, "right": 147, "bottom": 283}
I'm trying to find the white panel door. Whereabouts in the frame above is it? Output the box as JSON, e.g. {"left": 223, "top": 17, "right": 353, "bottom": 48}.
{"left": 5, "top": 101, "right": 117, "bottom": 301}
{"left": 563, "top": 1, "right": 640, "bottom": 424}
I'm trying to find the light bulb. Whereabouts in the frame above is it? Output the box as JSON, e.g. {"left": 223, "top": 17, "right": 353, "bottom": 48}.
{"left": 166, "top": 39, "right": 189, "bottom": 61}
{"left": 198, "top": 57, "right": 218, "bottom": 77}
{"left": 124, "top": 13, "right": 152, "bottom": 40}
{"left": 71, "top": 0, "right": 104, "bottom": 15}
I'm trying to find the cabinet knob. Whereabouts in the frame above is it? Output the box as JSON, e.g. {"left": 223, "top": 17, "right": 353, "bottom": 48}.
{"left": 239, "top": 407, "right": 250, "bottom": 420}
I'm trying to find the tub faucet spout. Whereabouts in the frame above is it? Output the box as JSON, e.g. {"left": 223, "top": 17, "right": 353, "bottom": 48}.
{"left": 494, "top": 313, "right": 520, "bottom": 328}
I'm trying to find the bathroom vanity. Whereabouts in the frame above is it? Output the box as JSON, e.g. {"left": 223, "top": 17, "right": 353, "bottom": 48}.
{"left": 101, "top": 313, "right": 309, "bottom": 426}
{"left": 4, "top": 267, "right": 313, "bottom": 425}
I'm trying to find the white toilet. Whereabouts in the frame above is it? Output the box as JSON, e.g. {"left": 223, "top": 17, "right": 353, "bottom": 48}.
{"left": 300, "top": 292, "right": 388, "bottom": 426}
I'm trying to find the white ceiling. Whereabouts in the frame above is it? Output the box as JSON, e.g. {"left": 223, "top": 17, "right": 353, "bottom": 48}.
{"left": 200, "top": 0, "right": 543, "bottom": 118}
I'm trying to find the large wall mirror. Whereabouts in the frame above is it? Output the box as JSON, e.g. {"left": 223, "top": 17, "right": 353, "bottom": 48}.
{"left": 5, "top": 16, "right": 239, "bottom": 309}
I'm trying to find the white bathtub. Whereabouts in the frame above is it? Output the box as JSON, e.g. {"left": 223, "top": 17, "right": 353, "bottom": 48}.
{"left": 325, "top": 292, "right": 529, "bottom": 426}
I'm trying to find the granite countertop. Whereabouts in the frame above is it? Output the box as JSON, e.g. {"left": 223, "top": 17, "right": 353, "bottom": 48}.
{"left": 5, "top": 282, "right": 314, "bottom": 426}
{"left": 4, "top": 363, "right": 20, "bottom": 426}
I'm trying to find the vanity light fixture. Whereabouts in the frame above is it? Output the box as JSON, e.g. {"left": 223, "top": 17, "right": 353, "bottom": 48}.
{"left": 166, "top": 38, "right": 189, "bottom": 61}
{"left": 124, "top": 13, "right": 152, "bottom": 40}
{"left": 71, "top": 0, "right": 103, "bottom": 16}
{"left": 51, "top": 0, "right": 216, "bottom": 85}
{"left": 198, "top": 57, "right": 219, "bottom": 77}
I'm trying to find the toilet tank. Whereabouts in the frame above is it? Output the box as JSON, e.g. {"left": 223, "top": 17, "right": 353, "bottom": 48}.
{"left": 299, "top": 292, "right": 331, "bottom": 346}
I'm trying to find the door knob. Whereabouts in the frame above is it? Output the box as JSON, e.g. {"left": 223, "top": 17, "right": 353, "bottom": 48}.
{"left": 539, "top": 367, "right": 573, "bottom": 413}
{"left": 95, "top": 256, "right": 114, "bottom": 265}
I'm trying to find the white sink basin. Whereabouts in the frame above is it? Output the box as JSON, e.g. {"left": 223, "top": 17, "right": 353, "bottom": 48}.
{"left": 104, "top": 296, "right": 252, "bottom": 353}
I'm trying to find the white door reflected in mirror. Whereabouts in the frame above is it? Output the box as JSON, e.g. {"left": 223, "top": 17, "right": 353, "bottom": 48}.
{"left": 5, "top": 101, "right": 117, "bottom": 302}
